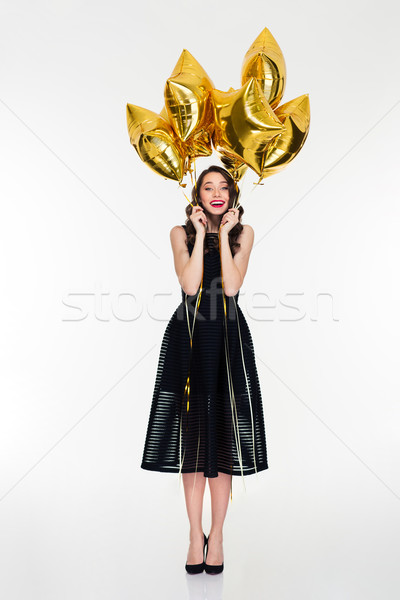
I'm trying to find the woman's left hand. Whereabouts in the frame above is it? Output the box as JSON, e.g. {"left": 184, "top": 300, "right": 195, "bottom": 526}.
{"left": 219, "top": 208, "right": 239, "bottom": 234}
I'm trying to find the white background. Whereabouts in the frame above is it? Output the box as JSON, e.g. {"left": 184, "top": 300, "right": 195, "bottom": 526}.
{"left": 1, "top": 0, "right": 400, "bottom": 598}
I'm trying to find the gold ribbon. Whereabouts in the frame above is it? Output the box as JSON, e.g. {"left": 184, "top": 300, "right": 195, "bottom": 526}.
{"left": 178, "top": 179, "right": 257, "bottom": 502}
{"left": 218, "top": 231, "right": 246, "bottom": 501}
{"left": 178, "top": 257, "right": 204, "bottom": 480}
{"left": 178, "top": 171, "right": 204, "bottom": 497}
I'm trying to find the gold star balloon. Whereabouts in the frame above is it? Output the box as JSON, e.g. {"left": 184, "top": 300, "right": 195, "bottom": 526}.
{"left": 126, "top": 27, "right": 309, "bottom": 186}
{"left": 241, "top": 27, "right": 286, "bottom": 111}
{"left": 212, "top": 78, "right": 285, "bottom": 177}
{"left": 126, "top": 104, "right": 185, "bottom": 182}
{"left": 214, "top": 87, "right": 248, "bottom": 181}
{"left": 164, "top": 49, "right": 214, "bottom": 155}
{"left": 218, "top": 153, "right": 248, "bottom": 181}
{"left": 259, "top": 94, "right": 310, "bottom": 179}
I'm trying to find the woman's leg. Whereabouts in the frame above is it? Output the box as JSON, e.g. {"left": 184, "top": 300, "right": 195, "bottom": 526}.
{"left": 182, "top": 472, "right": 207, "bottom": 564}
{"left": 207, "top": 472, "right": 231, "bottom": 565}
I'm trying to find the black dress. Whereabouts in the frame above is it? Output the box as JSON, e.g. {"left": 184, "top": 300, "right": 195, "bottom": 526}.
{"left": 141, "top": 226, "right": 268, "bottom": 478}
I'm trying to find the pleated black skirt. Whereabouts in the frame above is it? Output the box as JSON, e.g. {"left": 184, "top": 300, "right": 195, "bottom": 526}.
{"left": 141, "top": 228, "right": 268, "bottom": 478}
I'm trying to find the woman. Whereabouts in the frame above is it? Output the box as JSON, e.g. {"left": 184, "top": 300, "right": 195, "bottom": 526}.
{"left": 141, "top": 165, "right": 268, "bottom": 574}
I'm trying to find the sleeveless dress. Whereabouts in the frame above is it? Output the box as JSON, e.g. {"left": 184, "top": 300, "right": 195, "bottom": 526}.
{"left": 140, "top": 226, "right": 268, "bottom": 478}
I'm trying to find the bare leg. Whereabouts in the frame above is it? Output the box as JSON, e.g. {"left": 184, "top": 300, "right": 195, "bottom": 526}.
{"left": 182, "top": 472, "right": 207, "bottom": 564}
{"left": 206, "top": 472, "right": 231, "bottom": 565}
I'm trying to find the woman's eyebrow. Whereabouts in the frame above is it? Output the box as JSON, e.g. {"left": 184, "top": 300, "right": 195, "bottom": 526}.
{"left": 203, "top": 180, "right": 228, "bottom": 185}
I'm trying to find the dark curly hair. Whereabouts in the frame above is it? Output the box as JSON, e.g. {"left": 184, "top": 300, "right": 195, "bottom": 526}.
{"left": 184, "top": 165, "right": 244, "bottom": 255}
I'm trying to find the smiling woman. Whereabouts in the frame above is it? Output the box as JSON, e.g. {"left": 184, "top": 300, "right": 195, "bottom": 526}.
{"left": 140, "top": 165, "right": 268, "bottom": 574}
{"left": 183, "top": 167, "right": 245, "bottom": 258}
{"left": 201, "top": 173, "right": 230, "bottom": 213}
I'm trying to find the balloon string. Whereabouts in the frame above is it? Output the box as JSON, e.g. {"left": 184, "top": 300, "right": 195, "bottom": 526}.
{"left": 193, "top": 158, "right": 197, "bottom": 187}
{"left": 218, "top": 230, "right": 246, "bottom": 496}
{"left": 178, "top": 259, "right": 204, "bottom": 489}
{"left": 180, "top": 159, "right": 198, "bottom": 208}
{"left": 233, "top": 180, "right": 242, "bottom": 210}
{"left": 232, "top": 295, "right": 258, "bottom": 477}
{"left": 187, "top": 156, "right": 197, "bottom": 190}
{"left": 189, "top": 163, "right": 194, "bottom": 188}
{"left": 181, "top": 188, "right": 195, "bottom": 208}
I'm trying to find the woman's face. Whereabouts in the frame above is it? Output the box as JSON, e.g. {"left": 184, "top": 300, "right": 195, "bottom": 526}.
{"left": 198, "top": 172, "right": 230, "bottom": 214}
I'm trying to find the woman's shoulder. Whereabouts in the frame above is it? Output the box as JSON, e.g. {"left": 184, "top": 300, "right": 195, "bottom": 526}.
{"left": 241, "top": 223, "right": 254, "bottom": 234}
{"left": 238, "top": 223, "right": 254, "bottom": 242}
{"left": 170, "top": 225, "right": 189, "bottom": 250}
{"left": 170, "top": 224, "right": 187, "bottom": 237}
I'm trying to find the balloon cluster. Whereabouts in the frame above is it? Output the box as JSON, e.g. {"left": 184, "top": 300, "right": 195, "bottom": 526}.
{"left": 126, "top": 27, "right": 310, "bottom": 184}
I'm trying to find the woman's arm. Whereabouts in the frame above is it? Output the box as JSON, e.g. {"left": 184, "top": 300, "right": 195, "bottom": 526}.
{"left": 170, "top": 225, "right": 205, "bottom": 296}
{"left": 219, "top": 224, "right": 254, "bottom": 296}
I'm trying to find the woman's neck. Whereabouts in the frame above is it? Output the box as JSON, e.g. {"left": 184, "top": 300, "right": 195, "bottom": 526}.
{"left": 205, "top": 214, "right": 221, "bottom": 234}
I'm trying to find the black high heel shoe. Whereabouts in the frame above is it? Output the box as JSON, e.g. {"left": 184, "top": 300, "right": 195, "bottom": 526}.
{"left": 204, "top": 533, "right": 224, "bottom": 574}
{"left": 185, "top": 532, "right": 208, "bottom": 574}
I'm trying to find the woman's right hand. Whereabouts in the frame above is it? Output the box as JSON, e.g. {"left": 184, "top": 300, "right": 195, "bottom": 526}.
{"left": 189, "top": 205, "right": 207, "bottom": 235}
